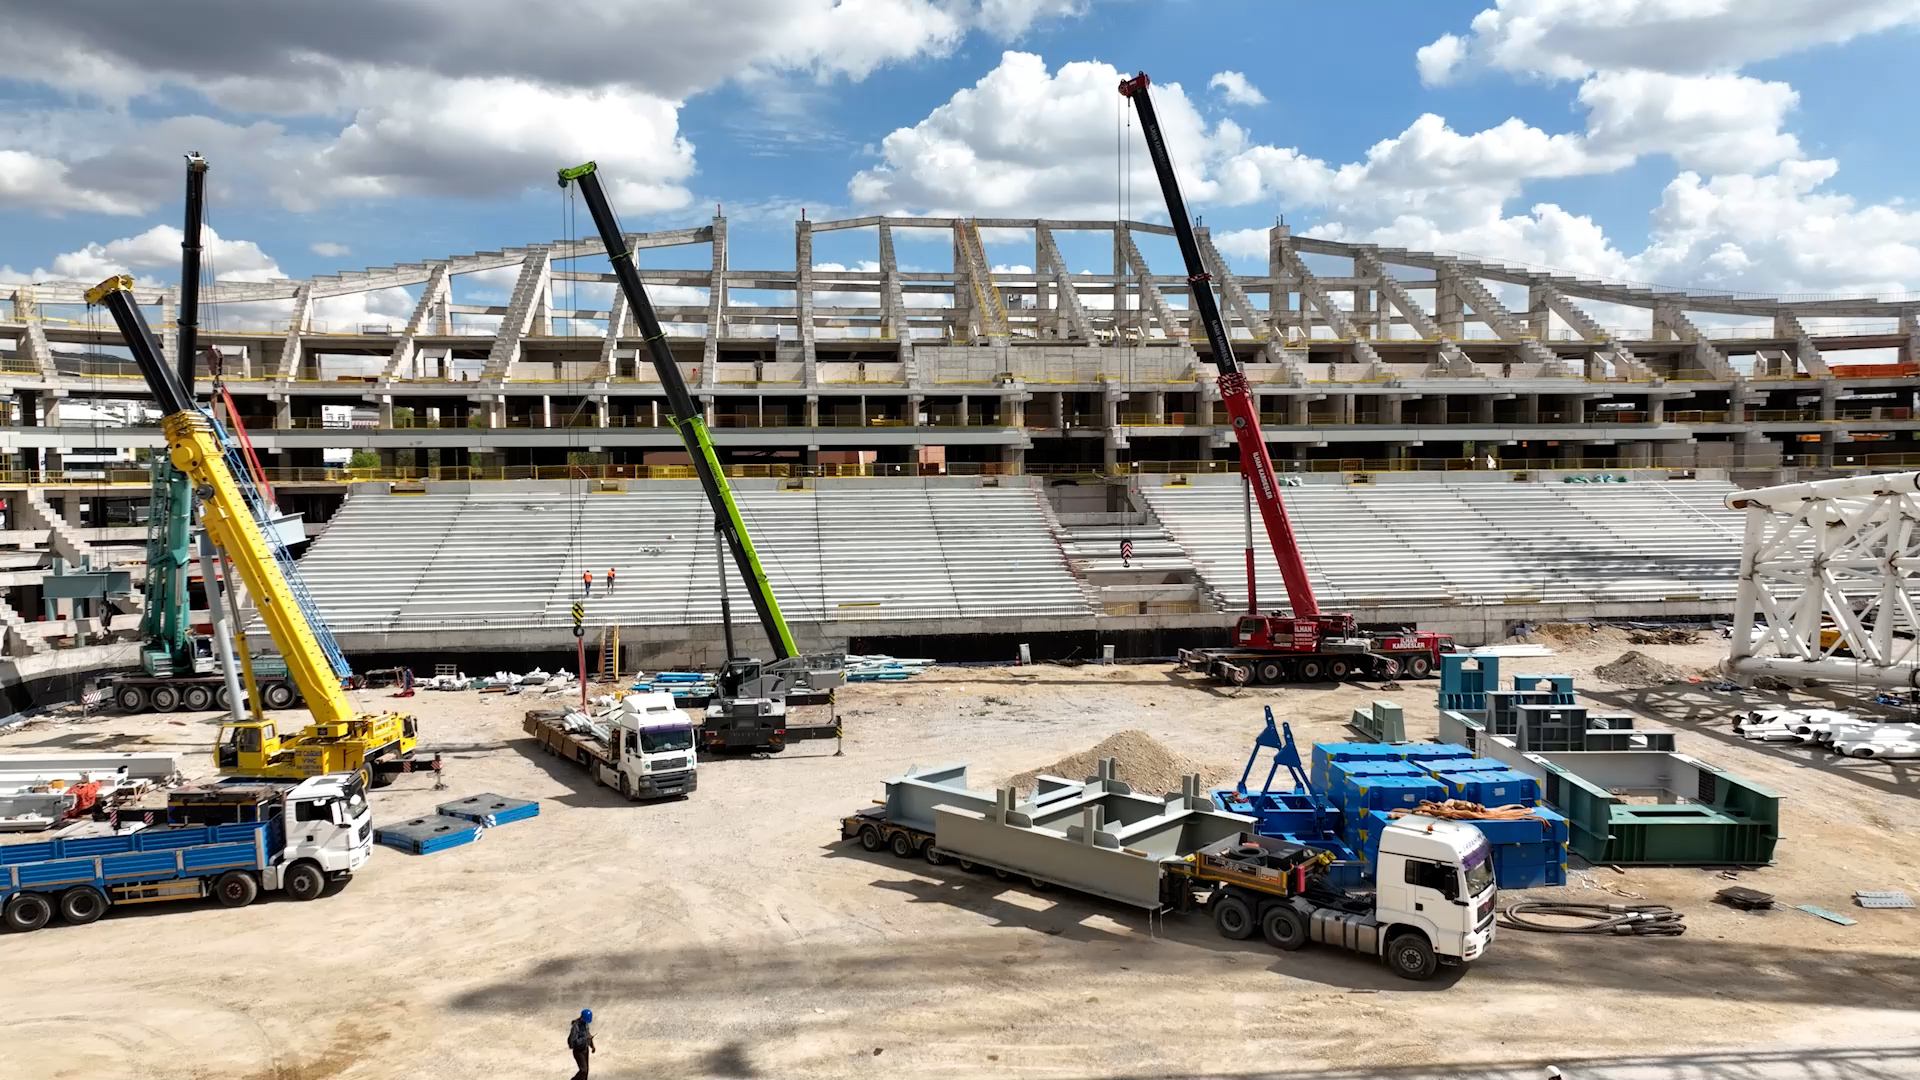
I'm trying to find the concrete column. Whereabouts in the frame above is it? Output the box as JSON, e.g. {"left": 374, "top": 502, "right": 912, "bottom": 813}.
{"left": 1519, "top": 394, "right": 1539, "bottom": 424}
{"left": 541, "top": 395, "right": 553, "bottom": 429}
{"left": 1149, "top": 390, "right": 1166, "bottom": 424}
{"left": 804, "top": 395, "right": 819, "bottom": 427}
{"left": 1526, "top": 283, "right": 1551, "bottom": 340}
{"left": 1051, "top": 391, "right": 1066, "bottom": 428}
{"left": 1003, "top": 391, "right": 1025, "bottom": 428}
{"left": 795, "top": 217, "right": 817, "bottom": 385}
{"left": 1728, "top": 376, "right": 1747, "bottom": 424}
{"left": 1436, "top": 265, "right": 1465, "bottom": 339}
{"left": 909, "top": 393, "right": 925, "bottom": 426}
{"left": 594, "top": 394, "right": 609, "bottom": 428}
{"left": 1382, "top": 395, "right": 1404, "bottom": 425}
{"left": 377, "top": 396, "right": 394, "bottom": 428}
{"left": 1002, "top": 443, "right": 1026, "bottom": 471}
{"left": 1649, "top": 396, "right": 1665, "bottom": 423}
{"left": 273, "top": 395, "right": 292, "bottom": 430}
{"left": 1899, "top": 308, "right": 1918, "bottom": 365}
{"left": 490, "top": 396, "right": 507, "bottom": 429}
{"left": 1112, "top": 228, "right": 1128, "bottom": 337}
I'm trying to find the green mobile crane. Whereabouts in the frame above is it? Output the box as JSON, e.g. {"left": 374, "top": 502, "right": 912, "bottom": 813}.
{"left": 558, "top": 162, "right": 843, "bottom": 751}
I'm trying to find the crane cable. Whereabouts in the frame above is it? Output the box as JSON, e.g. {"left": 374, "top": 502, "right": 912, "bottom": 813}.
{"left": 1497, "top": 900, "right": 1686, "bottom": 937}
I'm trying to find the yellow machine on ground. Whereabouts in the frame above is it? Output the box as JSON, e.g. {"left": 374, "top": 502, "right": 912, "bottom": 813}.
{"left": 86, "top": 274, "right": 424, "bottom": 786}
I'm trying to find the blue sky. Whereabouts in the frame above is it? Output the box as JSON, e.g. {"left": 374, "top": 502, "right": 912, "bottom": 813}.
{"left": 1, "top": 0, "right": 1915, "bottom": 300}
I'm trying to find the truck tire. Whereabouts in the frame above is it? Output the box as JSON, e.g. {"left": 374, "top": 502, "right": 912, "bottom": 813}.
{"left": 619, "top": 774, "right": 633, "bottom": 800}
{"left": 1387, "top": 932, "right": 1439, "bottom": 981}
{"left": 1255, "top": 659, "right": 1286, "bottom": 685}
{"left": 1329, "top": 659, "right": 1351, "bottom": 680}
{"left": 150, "top": 684, "right": 180, "bottom": 712}
{"left": 213, "top": 870, "right": 259, "bottom": 908}
{"left": 115, "top": 684, "right": 148, "bottom": 713}
{"left": 1028, "top": 875, "right": 1054, "bottom": 891}
{"left": 284, "top": 861, "right": 326, "bottom": 902}
{"left": 1261, "top": 905, "right": 1307, "bottom": 950}
{"left": 215, "top": 684, "right": 233, "bottom": 710}
{"left": 1212, "top": 894, "right": 1255, "bottom": 940}
{"left": 4, "top": 892, "right": 53, "bottom": 933}
{"left": 1299, "top": 660, "right": 1324, "bottom": 682}
{"left": 1407, "top": 654, "right": 1433, "bottom": 679}
{"left": 183, "top": 684, "right": 215, "bottom": 711}
{"left": 59, "top": 886, "right": 108, "bottom": 925}
{"left": 859, "top": 825, "right": 884, "bottom": 853}
{"left": 889, "top": 831, "right": 916, "bottom": 859}
{"left": 263, "top": 682, "right": 296, "bottom": 709}
{"left": 956, "top": 858, "right": 980, "bottom": 872}
{"left": 923, "top": 844, "right": 948, "bottom": 866}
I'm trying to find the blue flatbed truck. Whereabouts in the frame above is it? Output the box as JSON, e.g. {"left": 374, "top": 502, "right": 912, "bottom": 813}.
{"left": 1, "top": 772, "right": 372, "bottom": 933}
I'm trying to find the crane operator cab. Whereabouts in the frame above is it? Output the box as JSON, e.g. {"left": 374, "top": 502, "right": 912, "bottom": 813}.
{"left": 216, "top": 721, "right": 279, "bottom": 770}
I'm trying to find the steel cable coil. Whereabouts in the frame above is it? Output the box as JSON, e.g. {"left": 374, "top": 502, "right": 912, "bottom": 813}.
{"left": 1498, "top": 900, "right": 1686, "bottom": 937}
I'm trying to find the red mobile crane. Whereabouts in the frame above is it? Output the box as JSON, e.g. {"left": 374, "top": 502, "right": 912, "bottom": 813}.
{"left": 1117, "top": 73, "right": 1451, "bottom": 686}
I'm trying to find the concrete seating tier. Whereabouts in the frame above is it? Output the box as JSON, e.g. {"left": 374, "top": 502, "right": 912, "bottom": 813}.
{"left": 1141, "top": 480, "right": 1744, "bottom": 610}
{"left": 295, "top": 485, "right": 1093, "bottom": 633}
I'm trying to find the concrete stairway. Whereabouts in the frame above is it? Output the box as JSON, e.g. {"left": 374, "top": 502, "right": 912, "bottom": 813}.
{"left": 1443, "top": 263, "right": 1566, "bottom": 374}
{"left": 1537, "top": 281, "right": 1651, "bottom": 379}
{"left": 1280, "top": 248, "right": 1384, "bottom": 370}
{"left": 480, "top": 246, "right": 553, "bottom": 381}
{"left": 1354, "top": 250, "right": 1474, "bottom": 376}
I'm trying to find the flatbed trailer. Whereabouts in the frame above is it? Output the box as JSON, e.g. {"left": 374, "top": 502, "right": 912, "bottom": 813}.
{"left": 523, "top": 697, "right": 697, "bottom": 800}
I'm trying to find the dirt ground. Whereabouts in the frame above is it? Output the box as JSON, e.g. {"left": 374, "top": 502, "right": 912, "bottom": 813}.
{"left": 3, "top": 634, "right": 1919, "bottom": 1080}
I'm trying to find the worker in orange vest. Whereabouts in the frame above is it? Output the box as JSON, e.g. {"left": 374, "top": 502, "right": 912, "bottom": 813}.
{"left": 606, "top": 567, "right": 616, "bottom": 595}
{"left": 582, "top": 569, "right": 592, "bottom": 598}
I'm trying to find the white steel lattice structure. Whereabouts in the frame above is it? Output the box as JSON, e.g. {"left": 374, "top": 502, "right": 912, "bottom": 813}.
{"left": 1729, "top": 471, "right": 1920, "bottom": 687}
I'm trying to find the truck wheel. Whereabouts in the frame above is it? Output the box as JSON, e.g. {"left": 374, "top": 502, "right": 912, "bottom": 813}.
{"left": 215, "top": 684, "right": 233, "bottom": 710}
{"left": 1255, "top": 660, "right": 1286, "bottom": 685}
{"left": 1329, "top": 659, "right": 1351, "bottom": 680}
{"left": 284, "top": 862, "right": 326, "bottom": 902}
{"left": 1261, "top": 905, "right": 1307, "bottom": 950}
{"left": 59, "top": 886, "right": 108, "bottom": 925}
{"left": 1407, "top": 655, "right": 1433, "bottom": 679}
{"left": 4, "top": 892, "right": 53, "bottom": 933}
{"left": 150, "top": 684, "right": 181, "bottom": 712}
{"left": 619, "top": 774, "right": 633, "bottom": 799}
{"left": 213, "top": 871, "right": 259, "bottom": 908}
{"left": 859, "top": 825, "right": 884, "bottom": 853}
{"left": 1212, "top": 895, "right": 1254, "bottom": 940}
{"left": 1299, "top": 660, "right": 1324, "bottom": 682}
{"left": 889, "top": 831, "right": 916, "bottom": 859}
{"left": 1387, "top": 932, "right": 1439, "bottom": 981}
{"left": 956, "top": 859, "right": 980, "bottom": 873}
{"left": 1028, "top": 875, "right": 1054, "bottom": 892}
{"left": 263, "top": 682, "right": 296, "bottom": 709}
{"left": 115, "top": 684, "right": 148, "bottom": 713}
{"left": 923, "top": 844, "right": 948, "bottom": 866}
{"left": 183, "top": 684, "right": 214, "bottom": 711}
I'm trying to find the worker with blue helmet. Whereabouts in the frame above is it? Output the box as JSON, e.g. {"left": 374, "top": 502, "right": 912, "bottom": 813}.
{"left": 567, "top": 1008, "right": 596, "bottom": 1079}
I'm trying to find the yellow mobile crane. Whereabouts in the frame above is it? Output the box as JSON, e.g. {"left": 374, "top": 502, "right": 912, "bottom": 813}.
{"left": 85, "top": 274, "right": 426, "bottom": 785}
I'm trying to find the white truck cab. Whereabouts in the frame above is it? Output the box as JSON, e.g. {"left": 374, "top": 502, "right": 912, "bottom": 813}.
{"left": 268, "top": 772, "right": 374, "bottom": 891}
{"left": 1370, "top": 816, "right": 1498, "bottom": 972}
{"left": 601, "top": 694, "right": 698, "bottom": 799}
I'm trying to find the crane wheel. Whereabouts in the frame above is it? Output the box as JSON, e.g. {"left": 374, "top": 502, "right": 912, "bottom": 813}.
{"left": 183, "top": 684, "right": 214, "bottom": 711}
{"left": 150, "top": 685, "right": 180, "bottom": 712}
{"left": 859, "top": 826, "right": 884, "bottom": 852}
{"left": 4, "top": 892, "right": 53, "bottom": 933}
{"left": 215, "top": 685, "right": 233, "bottom": 710}
{"left": 890, "top": 831, "right": 916, "bottom": 859}
{"left": 263, "top": 683, "right": 296, "bottom": 710}
{"left": 1212, "top": 894, "right": 1254, "bottom": 940}
{"left": 1407, "top": 655, "right": 1433, "bottom": 679}
{"left": 1255, "top": 660, "right": 1286, "bottom": 686}
{"left": 213, "top": 871, "right": 259, "bottom": 909}
{"left": 59, "top": 887, "right": 108, "bottom": 925}
{"left": 1299, "top": 661, "right": 1324, "bottom": 682}
{"left": 1329, "top": 660, "right": 1351, "bottom": 680}
{"left": 284, "top": 862, "right": 326, "bottom": 902}
{"left": 115, "top": 685, "right": 148, "bottom": 713}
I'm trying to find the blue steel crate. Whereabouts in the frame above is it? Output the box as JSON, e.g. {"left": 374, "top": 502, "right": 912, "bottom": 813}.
{"left": 1415, "top": 757, "right": 1482, "bottom": 778}
{"left": 1460, "top": 809, "right": 1567, "bottom": 846}
{"left": 1342, "top": 775, "right": 1447, "bottom": 815}
{"left": 1434, "top": 769, "right": 1541, "bottom": 806}
{"left": 1490, "top": 858, "right": 1569, "bottom": 889}
{"left": 375, "top": 814, "right": 481, "bottom": 855}
{"left": 1490, "top": 841, "right": 1555, "bottom": 869}
{"left": 1327, "top": 760, "right": 1425, "bottom": 793}
{"left": 1311, "top": 742, "right": 1408, "bottom": 789}
{"left": 436, "top": 793, "right": 540, "bottom": 828}
{"left": 1394, "top": 742, "right": 1477, "bottom": 764}
{"left": 1350, "top": 809, "right": 1397, "bottom": 866}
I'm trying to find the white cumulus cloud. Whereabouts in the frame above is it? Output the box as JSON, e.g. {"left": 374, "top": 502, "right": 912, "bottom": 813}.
{"left": 1208, "top": 71, "right": 1266, "bottom": 106}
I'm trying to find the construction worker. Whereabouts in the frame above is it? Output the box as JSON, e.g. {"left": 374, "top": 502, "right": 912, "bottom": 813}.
{"left": 606, "top": 566, "right": 616, "bottom": 595}
{"left": 582, "top": 569, "right": 592, "bottom": 598}
{"left": 567, "top": 1008, "right": 595, "bottom": 1079}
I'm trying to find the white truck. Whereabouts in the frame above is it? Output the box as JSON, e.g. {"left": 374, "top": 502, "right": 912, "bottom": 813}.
{"left": 524, "top": 694, "right": 699, "bottom": 800}
{"left": 2, "top": 773, "right": 372, "bottom": 932}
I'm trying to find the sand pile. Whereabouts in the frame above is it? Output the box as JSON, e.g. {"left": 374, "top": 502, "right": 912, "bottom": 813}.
{"left": 1004, "top": 729, "right": 1223, "bottom": 796}
{"left": 1594, "top": 650, "right": 1689, "bottom": 687}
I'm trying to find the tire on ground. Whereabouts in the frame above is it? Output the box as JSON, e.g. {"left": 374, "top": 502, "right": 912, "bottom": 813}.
{"left": 1407, "top": 654, "right": 1433, "bottom": 678}
{"left": 859, "top": 825, "right": 884, "bottom": 852}
{"left": 1255, "top": 660, "right": 1286, "bottom": 685}
{"left": 1299, "top": 660, "right": 1324, "bottom": 682}
{"left": 890, "top": 831, "right": 916, "bottom": 859}
{"left": 213, "top": 870, "right": 259, "bottom": 908}
{"left": 284, "top": 861, "right": 327, "bottom": 902}
{"left": 1212, "top": 894, "right": 1255, "bottom": 940}
{"left": 1387, "top": 931, "right": 1439, "bottom": 980}
{"left": 4, "top": 892, "right": 54, "bottom": 933}
{"left": 115, "top": 684, "right": 148, "bottom": 713}
{"left": 1261, "top": 904, "right": 1307, "bottom": 950}
{"left": 59, "top": 886, "right": 108, "bottom": 925}
{"left": 150, "top": 685, "right": 180, "bottom": 712}
{"left": 263, "top": 682, "right": 296, "bottom": 709}
{"left": 183, "top": 684, "right": 214, "bottom": 711}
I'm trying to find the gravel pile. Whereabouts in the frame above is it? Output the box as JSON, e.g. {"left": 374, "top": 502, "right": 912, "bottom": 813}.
{"left": 1594, "top": 650, "right": 1689, "bottom": 687}
{"left": 1005, "top": 729, "right": 1217, "bottom": 797}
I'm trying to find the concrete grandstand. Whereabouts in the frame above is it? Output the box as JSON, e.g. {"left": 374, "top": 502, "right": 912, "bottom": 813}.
{"left": 2, "top": 215, "right": 1914, "bottom": 673}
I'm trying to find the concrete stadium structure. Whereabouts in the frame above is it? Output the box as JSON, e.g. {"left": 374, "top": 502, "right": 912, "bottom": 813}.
{"left": 2, "top": 215, "right": 1916, "bottom": 672}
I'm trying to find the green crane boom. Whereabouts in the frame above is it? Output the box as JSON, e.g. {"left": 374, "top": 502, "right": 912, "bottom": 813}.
{"left": 557, "top": 162, "right": 797, "bottom": 661}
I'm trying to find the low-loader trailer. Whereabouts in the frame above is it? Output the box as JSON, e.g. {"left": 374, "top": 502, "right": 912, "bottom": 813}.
{"left": 1, "top": 772, "right": 371, "bottom": 933}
